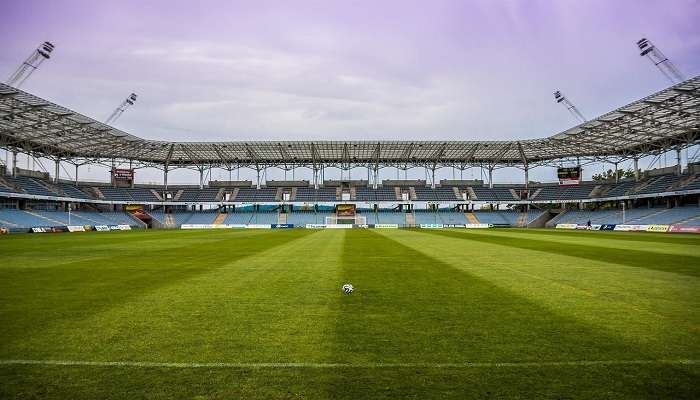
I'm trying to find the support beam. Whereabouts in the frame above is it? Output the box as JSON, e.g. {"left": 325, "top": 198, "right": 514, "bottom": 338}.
{"left": 75, "top": 164, "right": 79, "bottom": 185}
{"left": 54, "top": 158, "right": 60, "bottom": 183}
{"left": 524, "top": 165, "right": 529, "bottom": 189}
{"left": 11, "top": 151, "right": 17, "bottom": 177}
{"left": 676, "top": 148, "right": 682, "bottom": 175}
{"left": 199, "top": 167, "right": 204, "bottom": 189}
{"left": 164, "top": 167, "right": 169, "bottom": 190}
{"left": 614, "top": 162, "right": 619, "bottom": 183}
{"left": 488, "top": 166, "right": 494, "bottom": 189}
{"left": 633, "top": 157, "right": 640, "bottom": 181}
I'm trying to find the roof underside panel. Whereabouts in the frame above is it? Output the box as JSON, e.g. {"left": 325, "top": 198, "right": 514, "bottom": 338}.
{"left": 0, "top": 76, "right": 698, "bottom": 167}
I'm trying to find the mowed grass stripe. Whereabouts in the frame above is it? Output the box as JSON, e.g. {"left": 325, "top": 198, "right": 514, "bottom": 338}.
{"left": 379, "top": 229, "right": 700, "bottom": 359}
{"left": 418, "top": 228, "right": 700, "bottom": 277}
{"left": 451, "top": 228, "right": 700, "bottom": 257}
{"left": 499, "top": 227, "right": 700, "bottom": 245}
{"left": 1, "top": 229, "right": 345, "bottom": 363}
{"left": 332, "top": 229, "right": 648, "bottom": 363}
{"left": 0, "top": 229, "right": 314, "bottom": 355}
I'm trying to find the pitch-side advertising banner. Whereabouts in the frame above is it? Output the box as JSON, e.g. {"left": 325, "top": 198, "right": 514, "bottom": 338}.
{"left": 117, "top": 225, "right": 132, "bottom": 231}
{"left": 245, "top": 224, "right": 272, "bottom": 229}
{"left": 94, "top": 225, "right": 110, "bottom": 231}
{"left": 613, "top": 224, "right": 648, "bottom": 232}
{"left": 420, "top": 224, "right": 444, "bottom": 229}
{"left": 374, "top": 224, "right": 399, "bottom": 228}
{"left": 465, "top": 224, "right": 493, "bottom": 229}
{"left": 305, "top": 224, "right": 353, "bottom": 229}
{"left": 646, "top": 224, "right": 670, "bottom": 232}
{"left": 668, "top": 225, "right": 700, "bottom": 233}
{"left": 271, "top": 224, "right": 294, "bottom": 228}
{"left": 555, "top": 224, "right": 578, "bottom": 229}
{"left": 600, "top": 224, "right": 616, "bottom": 230}
{"left": 67, "top": 225, "right": 86, "bottom": 232}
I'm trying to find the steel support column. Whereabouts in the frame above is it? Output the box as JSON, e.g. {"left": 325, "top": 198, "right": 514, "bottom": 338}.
{"left": 199, "top": 168, "right": 204, "bottom": 189}
{"left": 164, "top": 167, "right": 169, "bottom": 190}
{"left": 54, "top": 158, "right": 60, "bottom": 183}
{"left": 524, "top": 165, "right": 529, "bottom": 189}
{"left": 11, "top": 151, "right": 17, "bottom": 177}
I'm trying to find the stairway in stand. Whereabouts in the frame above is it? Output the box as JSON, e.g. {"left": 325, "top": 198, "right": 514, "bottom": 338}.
{"left": 278, "top": 213, "right": 287, "bottom": 224}
{"left": 405, "top": 212, "right": 415, "bottom": 226}
{"left": 213, "top": 212, "right": 227, "bottom": 225}
{"left": 165, "top": 214, "right": 176, "bottom": 227}
{"left": 466, "top": 213, "right": 480, "bottom": 224}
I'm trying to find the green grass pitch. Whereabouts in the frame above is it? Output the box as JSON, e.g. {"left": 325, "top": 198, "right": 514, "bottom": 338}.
{"left": 0, "top": 228, "right": 698, "bottom": 399}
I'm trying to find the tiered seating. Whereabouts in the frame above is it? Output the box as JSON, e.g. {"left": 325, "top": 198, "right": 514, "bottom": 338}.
{"left": 0, "top": 178, "right": 21, "bottom": 193}
{"left": 178, "top": 189, "right": 200, "bottom": 202}
{"left": 197, "top": 188, "right": 220, "bottom": 201}
{"left": 470, "top": 187, "right": 516, "bottom": 201}
{"left": 99, "top": 187, "right": 133, "bottom": 201}
{"left": 532, "top": 185, "right": 596, "bottom": 201}
{"left": 0, "top": 209, "right": 143, "bottom": 229}
{"left": 286, "top": 211, "right": 332, "bottom": 225}
{"left": 295, "top": 188, "right": 336, "bottom": 201}
{"left": 235, "top": 188, "right": 277, "bottom": 202}
{"left": 100, "top": 211, "right": 143, "bottom": 227}
{"left": 374, "top": 211, "right": 406, "bottom": 225}
{"left": 129, "top": 188, "right": 160, "bottom": 202}
{"left": 185, "top": 210, "right": 218, "bottom": 224}
{"left": 374, "top": 187, "right": 398, "bottom": 201}
{"left": 473, "top": 211, "right": 515, "bottom": 225}
{"left": 0, "top": 209, "right": 63, "bottom": 228}
{"left": 556, "top": 206, "right": 700, "bottom": 226}
{"left": 633, "top": 175, "right": 678, "bottom": 195}
{"left": 223, "top": 212, "right": 254, "bottom": 224}
{"left": 414, "top": 210, "right": 467, "bottom": 224}
{"left": 680, "top": 175, "right": 700, "bottom": 190}
{"left": 58, "top": 183, "right": 93, "bottom": 199}
{"left": 354, "top": 187, "right": 376, "bottom": 201}
{"left": 7, "top": 176, "right": 59, "bottom": 197}
{"left": 603, "top": 180, "right": 640, "bottom": 197}
{"left": 412, "top": 187, "right": 460, "bottom": 201}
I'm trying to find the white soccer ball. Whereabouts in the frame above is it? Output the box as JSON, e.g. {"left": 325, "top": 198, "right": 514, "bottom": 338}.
{"left": 342, "top": 283, "right": 354, "bottom": 294}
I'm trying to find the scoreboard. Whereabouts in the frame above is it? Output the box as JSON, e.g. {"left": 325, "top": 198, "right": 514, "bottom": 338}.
{"left": 557, "top": 166, "right": 582, "bottom": 186}
{"left": 336, "top": 204, "right": 356, "bottom": 217}
{"left": 111, "top": 168, "right": 134, "bottom": 188}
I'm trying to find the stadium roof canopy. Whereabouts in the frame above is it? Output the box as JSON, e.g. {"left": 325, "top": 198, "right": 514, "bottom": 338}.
{"left": 0, "top": 76, "right": 698, "bottom": 171}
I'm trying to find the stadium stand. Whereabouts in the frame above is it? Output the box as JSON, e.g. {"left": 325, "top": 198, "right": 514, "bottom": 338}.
{"left": 0, "top": 208, "right": 144, "bottom": 230}
{"left": 286, "top": 211, "right": 333, "bottom": 225}
{"left": 551, "top": 206, "right": 700, "bottom": 226}
{"left": 470, "top": 186, "right": 518, "bottom": 201}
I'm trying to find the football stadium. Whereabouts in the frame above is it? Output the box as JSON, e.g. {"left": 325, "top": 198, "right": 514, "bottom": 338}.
{"left": 1, "top": 2, "right": 699, "bottom": 399}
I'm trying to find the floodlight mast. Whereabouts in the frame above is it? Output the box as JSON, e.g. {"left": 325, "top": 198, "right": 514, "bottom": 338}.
{"left": 637, "top": 38, "right": 685, "bottom": 84}
{"left": 553, "top": 90, "right": 586, "bottom": 123}
{"left": 105, "top": 93, "right": 138, "bottom": 124}
{"left": 6, "top": 42, "right": 55, "bottom": 88}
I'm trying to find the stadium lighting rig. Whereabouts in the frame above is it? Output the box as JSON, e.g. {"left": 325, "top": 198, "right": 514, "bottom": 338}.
{"left": 105, "top": 93, "right": 138, "bottom": 124}
{"left": 637, "top": 38, "right": 685, "bottom": 84}
{"left": 5, "top": 41, "right": 55, "bottom": 88}
{"left": 553, "top": 90, "right": 586, "bottom": 123}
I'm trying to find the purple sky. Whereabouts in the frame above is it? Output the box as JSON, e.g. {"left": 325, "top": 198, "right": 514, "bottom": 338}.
{"left": 1, "top": 0, "right": 699, "bottom": 184}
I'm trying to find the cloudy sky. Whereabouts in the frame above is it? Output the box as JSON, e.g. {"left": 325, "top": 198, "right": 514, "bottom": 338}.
{"left": 1, "top": 0, "right": 699, "bottom": 184}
